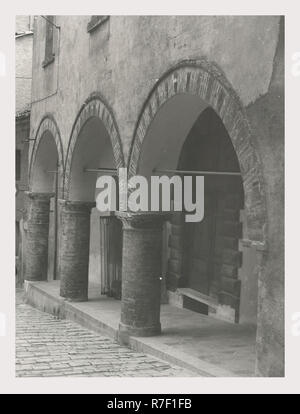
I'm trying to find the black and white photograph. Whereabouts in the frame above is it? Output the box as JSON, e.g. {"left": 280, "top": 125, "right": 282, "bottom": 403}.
{"left": 1, "top": 0, "right": 299, "bottom": 397}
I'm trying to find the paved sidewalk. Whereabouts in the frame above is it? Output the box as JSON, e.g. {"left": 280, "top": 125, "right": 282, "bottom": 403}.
{"left": 25, "top": 281, "right": 256, "bottom": 376}
{"left": 16, "top": 291, "right": 194, "bottom": 377}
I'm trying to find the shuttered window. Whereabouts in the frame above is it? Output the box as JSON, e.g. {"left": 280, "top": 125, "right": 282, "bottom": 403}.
{"left": 42, "top": 16, "right": 55, "bottom": 68}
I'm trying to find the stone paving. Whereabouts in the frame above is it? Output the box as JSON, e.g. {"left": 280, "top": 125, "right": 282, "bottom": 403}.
{"left": 16, "top": 291, "right": 194, "bottom": 377}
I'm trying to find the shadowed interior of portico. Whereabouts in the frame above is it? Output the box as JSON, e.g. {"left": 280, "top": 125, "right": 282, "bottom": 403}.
{"left": 25, "top": 280, "right": 256, "bottom": 377}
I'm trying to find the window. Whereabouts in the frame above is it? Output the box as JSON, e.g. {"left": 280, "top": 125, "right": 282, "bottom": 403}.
{"left": 87, "top": 16, "right": 109, "bottom": 33}
{"left": 16, "top": 150, "right": 21, "bottom": 181}
{"left": 42, "top": 16, "right": 55, "bottom": 68}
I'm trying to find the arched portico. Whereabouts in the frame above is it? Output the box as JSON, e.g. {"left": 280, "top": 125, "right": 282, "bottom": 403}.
{"left": 58, "top": 95, "right": 124, "bottom": 301}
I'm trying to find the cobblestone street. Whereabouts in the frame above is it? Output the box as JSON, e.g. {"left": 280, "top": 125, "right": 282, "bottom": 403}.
{"left": 16, "top": 291, "right": 193, "bottom": 377}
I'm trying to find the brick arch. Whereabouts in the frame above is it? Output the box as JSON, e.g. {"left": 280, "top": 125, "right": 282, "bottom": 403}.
{"left": 128, "top": 59, "right": 267, "bottom": 246}
{"left": 63, "top": 94, "right": 125, "bottom": 199}
{"left": 29, "top": 114, "right": 64, "bottom": 197}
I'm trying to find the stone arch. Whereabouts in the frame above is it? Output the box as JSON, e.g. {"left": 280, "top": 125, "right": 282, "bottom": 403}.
{"left": 128, "top": 59, "right": 267, "bottom": 247}
{"left": 63, "top": 94, "right": 125, "bottom": 200}
{"left": 29, "top": 114, "right": 64, "bottom": 197}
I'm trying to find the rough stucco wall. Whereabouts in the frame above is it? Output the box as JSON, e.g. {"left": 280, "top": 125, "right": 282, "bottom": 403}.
{"left": 16, "top": 16, "right": 33, "bottom": 34}
{"left": 30, "top": 15, "right": 280, "bottom": 163}
{"left": 246, "top": 17, "right": 284, "bottom": 377}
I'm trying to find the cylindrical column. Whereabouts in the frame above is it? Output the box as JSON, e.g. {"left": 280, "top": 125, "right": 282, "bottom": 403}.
{"left": 24, "top": 192, "right": 53, "bottom": 282}
{"left": 58, "top": 200, "right": 95, "bottom": 302}
{"left": 117, "top": 212, "right": 167, "bottom": 337}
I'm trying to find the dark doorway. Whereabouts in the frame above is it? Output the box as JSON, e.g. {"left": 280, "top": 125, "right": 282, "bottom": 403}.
{"left": 172, "top": 108, "right": 244, "bottom": 320}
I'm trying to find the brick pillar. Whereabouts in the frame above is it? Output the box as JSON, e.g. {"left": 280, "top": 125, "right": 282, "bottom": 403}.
{"left": 117, "top": 212, "right": 167, "bottom": 337}
{"left": 24, "top": 192, "right": 52, "bottom": 282}
{"left": 58, "top": 200, "right": 95, "bottom": 302}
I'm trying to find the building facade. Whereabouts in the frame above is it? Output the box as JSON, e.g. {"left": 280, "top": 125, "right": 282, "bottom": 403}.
{"left": 25, "top": 15, "right": 284, "bottom": 376}
{"left": 15, "top": 16, "right": 34, "bottom": 285}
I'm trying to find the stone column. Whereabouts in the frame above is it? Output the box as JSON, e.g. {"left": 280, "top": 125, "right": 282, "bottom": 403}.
{"left": 117, "top": 212, "right": 167, "bottom": 337}
{"left": 24, "top": 192, "right": 53, "bottom": 282}
{"left": 58, "top": 200, "right": 95, "bottom": 302}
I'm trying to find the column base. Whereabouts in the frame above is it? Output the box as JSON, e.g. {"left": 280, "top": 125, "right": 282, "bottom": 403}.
{"left": 119, "top": 322, "right": 161, "bottom": 338}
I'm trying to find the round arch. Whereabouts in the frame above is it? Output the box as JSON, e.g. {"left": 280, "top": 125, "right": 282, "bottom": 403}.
{"left": 128, "top": 59, "right": 267, "bottom": 246}
{"left": 63, "top": 94, "right": 125, "bottom": 200}
{"left": 29, "top": 114, "right": 64, "bottom": 197}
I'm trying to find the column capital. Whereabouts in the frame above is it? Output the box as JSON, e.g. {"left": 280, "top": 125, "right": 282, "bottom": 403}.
{"left": 116, "top": 211, "right": 169, "bottom": 230}
{"left": 58, "top": 199, "right": 96, "bottom": 214}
